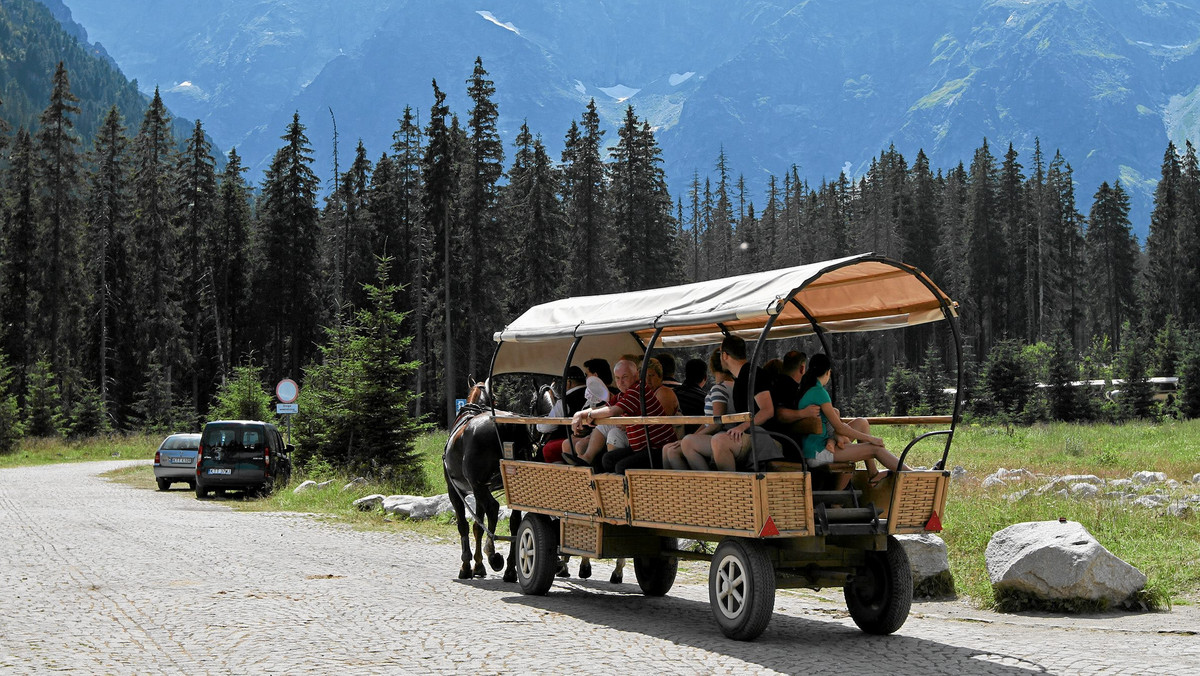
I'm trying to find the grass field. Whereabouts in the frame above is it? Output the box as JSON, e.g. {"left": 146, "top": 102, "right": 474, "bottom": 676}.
{"left": 15, "top": 420, "right": 1199, "bottom": 608}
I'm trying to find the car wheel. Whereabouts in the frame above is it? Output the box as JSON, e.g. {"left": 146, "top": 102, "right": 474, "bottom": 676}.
{"left": 195, "top": 482, "right": 210, "bottom": 499}
{"left": 156, "top": 478, "right": 170, "bottom": 491}
{"left": 709, "top": 538, "right": 776, "bottom": 641}
{"left": 634, "top": 537, "right": 679, "bottom": 597}
{"left": 515, "top": 514, "right": 558, "bottom": 595}
{"left": 844, "top": 535, "right": 913, "bottom": 635}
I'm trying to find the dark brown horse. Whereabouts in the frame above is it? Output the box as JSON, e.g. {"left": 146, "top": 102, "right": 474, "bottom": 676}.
{"left": 443, "top": 381, "right": 533, "bottom": 581}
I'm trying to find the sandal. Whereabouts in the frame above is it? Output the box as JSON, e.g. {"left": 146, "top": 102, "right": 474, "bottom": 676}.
{"left": 561, "top": 452, "right": 587, "bottom": 467}
{"left": 868, "top": 470, "right": 891, "bottom": 487}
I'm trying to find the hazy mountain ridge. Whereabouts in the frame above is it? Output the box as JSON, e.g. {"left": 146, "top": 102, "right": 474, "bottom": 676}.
{"left": 53, "top": 0, "right": 1200, "bottom": 235}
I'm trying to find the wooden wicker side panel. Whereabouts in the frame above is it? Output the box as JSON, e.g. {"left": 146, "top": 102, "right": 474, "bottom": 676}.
{"left": 888, "top": 471, "right": 948, "bottom": 534}
{"left": 625, "top": 470, "right": 760, "bottom": 537}
{"left": 763, "top": 472, "right": 814, "bottom": 536}
{"left": 593, "top": 474, "right": 628, "bottom": 523}
{"left": 501, "top": 461, "right": 598, "bottom": 517}
{"left": 561, "top": 519, "right": 601, "bottom": 557}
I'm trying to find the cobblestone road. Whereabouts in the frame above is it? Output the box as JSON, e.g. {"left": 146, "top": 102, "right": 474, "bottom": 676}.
{"left": 2, "top": 461, "right": 1197, "bottom": 675}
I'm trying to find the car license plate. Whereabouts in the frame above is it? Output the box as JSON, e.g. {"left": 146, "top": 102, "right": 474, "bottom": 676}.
{"left": 208, "top": 468, "right": 232, "bottom": 475}
{"left": 169, "top": 457, "right": 192, "bottom": 464}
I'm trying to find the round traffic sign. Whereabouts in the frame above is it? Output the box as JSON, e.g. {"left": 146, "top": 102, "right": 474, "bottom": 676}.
{"left": 276, "top": 378, "right": 299, "bottom": 403}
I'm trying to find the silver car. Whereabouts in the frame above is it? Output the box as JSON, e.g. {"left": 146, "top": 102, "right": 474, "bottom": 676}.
{"left": 153, "top": 433, "right": 201, "bottom": 491}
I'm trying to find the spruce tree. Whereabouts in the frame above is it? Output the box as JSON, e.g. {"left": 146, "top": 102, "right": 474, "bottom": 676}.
{"left": 560, "top": 101, "right": 611, "bottom": 295}
{"left": 209, "top": 364, "right": 273, "bottom": 422}
{"left": 609, "top": 105, "right": 678, "bottom": 290}
{"left": 1, "top": 129, "right": 38, "bottom": 400}
{"left": 129, "top": 88, "right": 183, "bottom": 413}
{"left": 254, "top": 112, "right": 323, "bottom": 382}
{"left": 178, "top": 119, "right": 219, "bottom": 418}
{"left": 462, "top": 57, "right": 505, "bottom": 380}
{"left": 1144, "top": 142, "right": 1183, "bottom": 326}
{"left": 504, "top": 123, "right": 564, "bottom": 313}
{"left": 213, "top": 148, "right": 253, "bottom": 369}
{"left": 34, "top": 61, "right": 86, "bottom": 392}
{"left": 0, "top": 351, "right": 24, "bottom": 453}
{"left": 24, "top": 358, "right": 65, "bottom": 438}
{"left": 1045, "top": 329, "right": 1081, "bottom": 421}
{"left": 422, "top": 80, "right": 457, "bottom": 426}
{"left": 966, "top": 139, "right": 1004, "bottom": 353}
{"left": 84, "top": 106, "right": 129, "bottom": 420}
{"left": 1116, "top": 322, "right": 1153, "bottom": 420}
{"left": 1085, "top": 181, "right": 1138, "bottom": 348}
{"left": 1178, "top": 331, "right": 1200, "bottom": 419}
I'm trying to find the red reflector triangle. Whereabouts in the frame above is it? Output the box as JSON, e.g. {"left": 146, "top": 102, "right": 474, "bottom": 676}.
{"left": 759, "top": 516, "right": 780, "bottom": 538}
{"left": 925, "top": 511, "right": 943, "bottom": 532}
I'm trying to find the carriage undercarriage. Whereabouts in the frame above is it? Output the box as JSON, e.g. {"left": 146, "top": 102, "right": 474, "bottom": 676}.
{"left": 500, "top": 459, "right": 950, "bottom": 639}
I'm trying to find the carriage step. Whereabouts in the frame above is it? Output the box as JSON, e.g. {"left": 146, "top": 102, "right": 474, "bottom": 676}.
{"left": 822, "top": 507, "right": 880, "bottom": 523}
{"left": 824, "top": 521, "right": 888, "bottom": 536}
{"left": 812, "top": 490, "right": 862, "bottom": 505}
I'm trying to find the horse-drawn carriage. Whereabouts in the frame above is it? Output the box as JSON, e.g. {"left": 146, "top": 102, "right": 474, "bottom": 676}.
{"left": 453, "top": 253, "right": 961, "bottom": 641}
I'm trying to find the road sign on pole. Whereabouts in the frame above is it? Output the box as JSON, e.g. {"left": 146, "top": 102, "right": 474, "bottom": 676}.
{"left": 276, "top": 378, "right": 299, "bottom": 403}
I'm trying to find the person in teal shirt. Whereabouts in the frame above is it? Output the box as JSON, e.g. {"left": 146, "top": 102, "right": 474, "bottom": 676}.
{"left": 795, "top": 354, "right": 909, "bottom": 483}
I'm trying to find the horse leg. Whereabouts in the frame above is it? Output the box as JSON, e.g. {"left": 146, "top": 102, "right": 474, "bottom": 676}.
{"left": 477, "top": 488, "right": 504, "bottom": 572}
{"left": 472, "top": 520, "right": 487, "bottom": 578}
{"left": 578, "top": 557, "right": 592, "bottom": 579}
{"left": 445, "top": 470, "right": 474, "bottom": 580}
{"left": 610, "top": 557, "right": 625, "bottom": 584}
{"left": 503, "top": 510, "right": 521, "bottom": 583}
{"left": 557, "top": 555, "right": 571, "bottom": 578}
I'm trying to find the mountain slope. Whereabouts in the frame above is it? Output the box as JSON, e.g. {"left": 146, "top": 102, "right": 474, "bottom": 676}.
{"left": 56, "top": 0, "right": 1200, "bottom": 234}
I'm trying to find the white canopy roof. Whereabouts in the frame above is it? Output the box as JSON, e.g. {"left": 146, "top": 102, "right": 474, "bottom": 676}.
{"left": 492, "top": 254, "right": 956, "bottom": 376}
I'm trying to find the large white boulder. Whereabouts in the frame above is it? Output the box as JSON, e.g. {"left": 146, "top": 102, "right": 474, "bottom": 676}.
{"left": 986, "top": 520, "right": 1146, "bottom": 609}
{"left": 896, "top": 533, "right": 955, "bottom": 598}
{"left": 383, "top": 494, "right": 450, "bottom": 518}
{"left": 1069, "top": 483, "right": 1100, "bottom": 499}
{"left": 1060, "top": 474, "right": 1103, "bottom": 486}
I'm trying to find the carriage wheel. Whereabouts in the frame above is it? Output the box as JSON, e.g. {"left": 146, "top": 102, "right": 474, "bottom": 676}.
{"left": 634, "top": 537, "right": 679, "bottom": 597}
{"left": 708, "top": 538, "right": 776, "bottom": 641}
{"left": 844, "top": 535, "right": 913, "bottom": 635}
{"left": 515, "top": 514, "right": 558, "bottom": 595}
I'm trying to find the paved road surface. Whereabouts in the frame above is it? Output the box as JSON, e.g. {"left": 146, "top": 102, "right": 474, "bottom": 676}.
{"left": 2, "top": 461, "right": 1197, "bottom": 674}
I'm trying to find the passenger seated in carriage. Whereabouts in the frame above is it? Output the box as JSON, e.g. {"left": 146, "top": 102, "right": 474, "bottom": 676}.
{"left": 534, "top": 366, "right": 587, "bottom": 464}
{"left": 796, "top": 353, "right": 910, "bottom": 484}
{"left": 664, "top": 349, "right": 731, "bottom": 470}
{"left": 708, "top": 336, "right": 786, "bottom": 471}
{"left": 565, "top": 358, "right": 677, "bottom": 474}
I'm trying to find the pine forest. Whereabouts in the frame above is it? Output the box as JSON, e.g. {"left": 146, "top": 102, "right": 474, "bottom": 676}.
{"left": 4, "top": 52, "right": 1200, "bottom": 468}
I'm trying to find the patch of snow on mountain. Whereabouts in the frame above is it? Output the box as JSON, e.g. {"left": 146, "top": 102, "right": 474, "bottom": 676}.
{"left": 574, "top": 80, "right": 587, "bottom": 95}
{"left": 168, "top": 80, "right": 208, "bottom": 100}
{"left": 476, "top": 10, "right": 520, "bottom": 35}
{"left": 598, "top": 84, "right": 640, "bottom": 102}
{"left": 669, "top": 72, "right": 695, "bottom": 86}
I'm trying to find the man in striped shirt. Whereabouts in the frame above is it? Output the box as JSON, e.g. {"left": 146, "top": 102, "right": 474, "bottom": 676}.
{"left": 571, "top": 359, "right": 677, "bottom": 474}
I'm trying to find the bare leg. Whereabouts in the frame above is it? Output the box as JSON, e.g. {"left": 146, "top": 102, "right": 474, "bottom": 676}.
{"left": 709, "top": 432, "right": 739, "bottom": 472}
{"left": 680, "top": 434, "right": 715, "bottom": 471}
{"left": 662, "top": 441, "right": 686, "bottom": 470}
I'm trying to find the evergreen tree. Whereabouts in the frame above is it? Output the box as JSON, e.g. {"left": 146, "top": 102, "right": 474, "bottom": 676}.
{"left": 1, "top": 128, "right": 38, "bottom": 401}
{"left": 253, "top": 112, "right": 323, "bottom": 381}
{"left": 979, "top": 339, "right": 1034, "bottom": 419}
{"left": 504, "top": 122, "right": 564, "bottom": 313}
{"left": 422, "top": 80, "right": 457, "bottom": 425}
{"left": 83, "top": 106, "right": 130, "bottom": 421}
{"left": 327, "top": 140, "right": 374, "bottom": 311}
{"left": 462, "top": 57, "right": 505, "bottom": 380}
{"left": 0, "top": 351, "right": 24, "bottom": 453}
{"left": 966, "top": 139, "right": 1004, "bottom": 352}
{"left": 68, "top": 380, "right": 111, "bottom": 437}
{"left": 560, "top": 100, "right": 610, "bottom": 295}
{"left": 999, "top": 143, "right": 1026, "bottom": 339}
{"left": 915, "top": 341, "right": 948, "bottom": 415}
{"left": 609, "top": 105, "right": 678, "bottom": 290}
{"left": 885, "top": 365, "right": 921, "bottom": 416}
{"left": 1116, "top": 322, "right": 1153, "bottom": 420}
{"left": 1151, "top": 315, "right": 1183, "bottom": 378}
{"left": 301, "top": 259, "right": 425, "bottom": 485}
{"left": 209, "top": 364, "right": 274, "bottom": 422}
{"left": 903, "top": 149, "right": 940, "bottom": 279}
{"left": 24, "top": 357, "right": 65, "bottom": 437}
{"left": 129, "top": 88, "right": 184, "bottom": 414}
{"left": 213, "top": 148, "right": 253, "bottom": 370}
{"left": 1085, "top": 181, "right": 1138, "bottom": 348}
{"left": 1144, "top": 142, "right": 1183, "bottom": 326}
{"left": 1045, "top": 328, "right": 1082, "bottom": 421}
{"left": 34, "top": 61, "right": 86, "bottom": 393}
{"left": 1178, "top": 331, "right": 1200, "bottom": 419}
{"left": 388, "top": 106, "right": 427, "bottom": 418}
{"left": 178, "top": 118, "right": 219, "bottom": 418}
